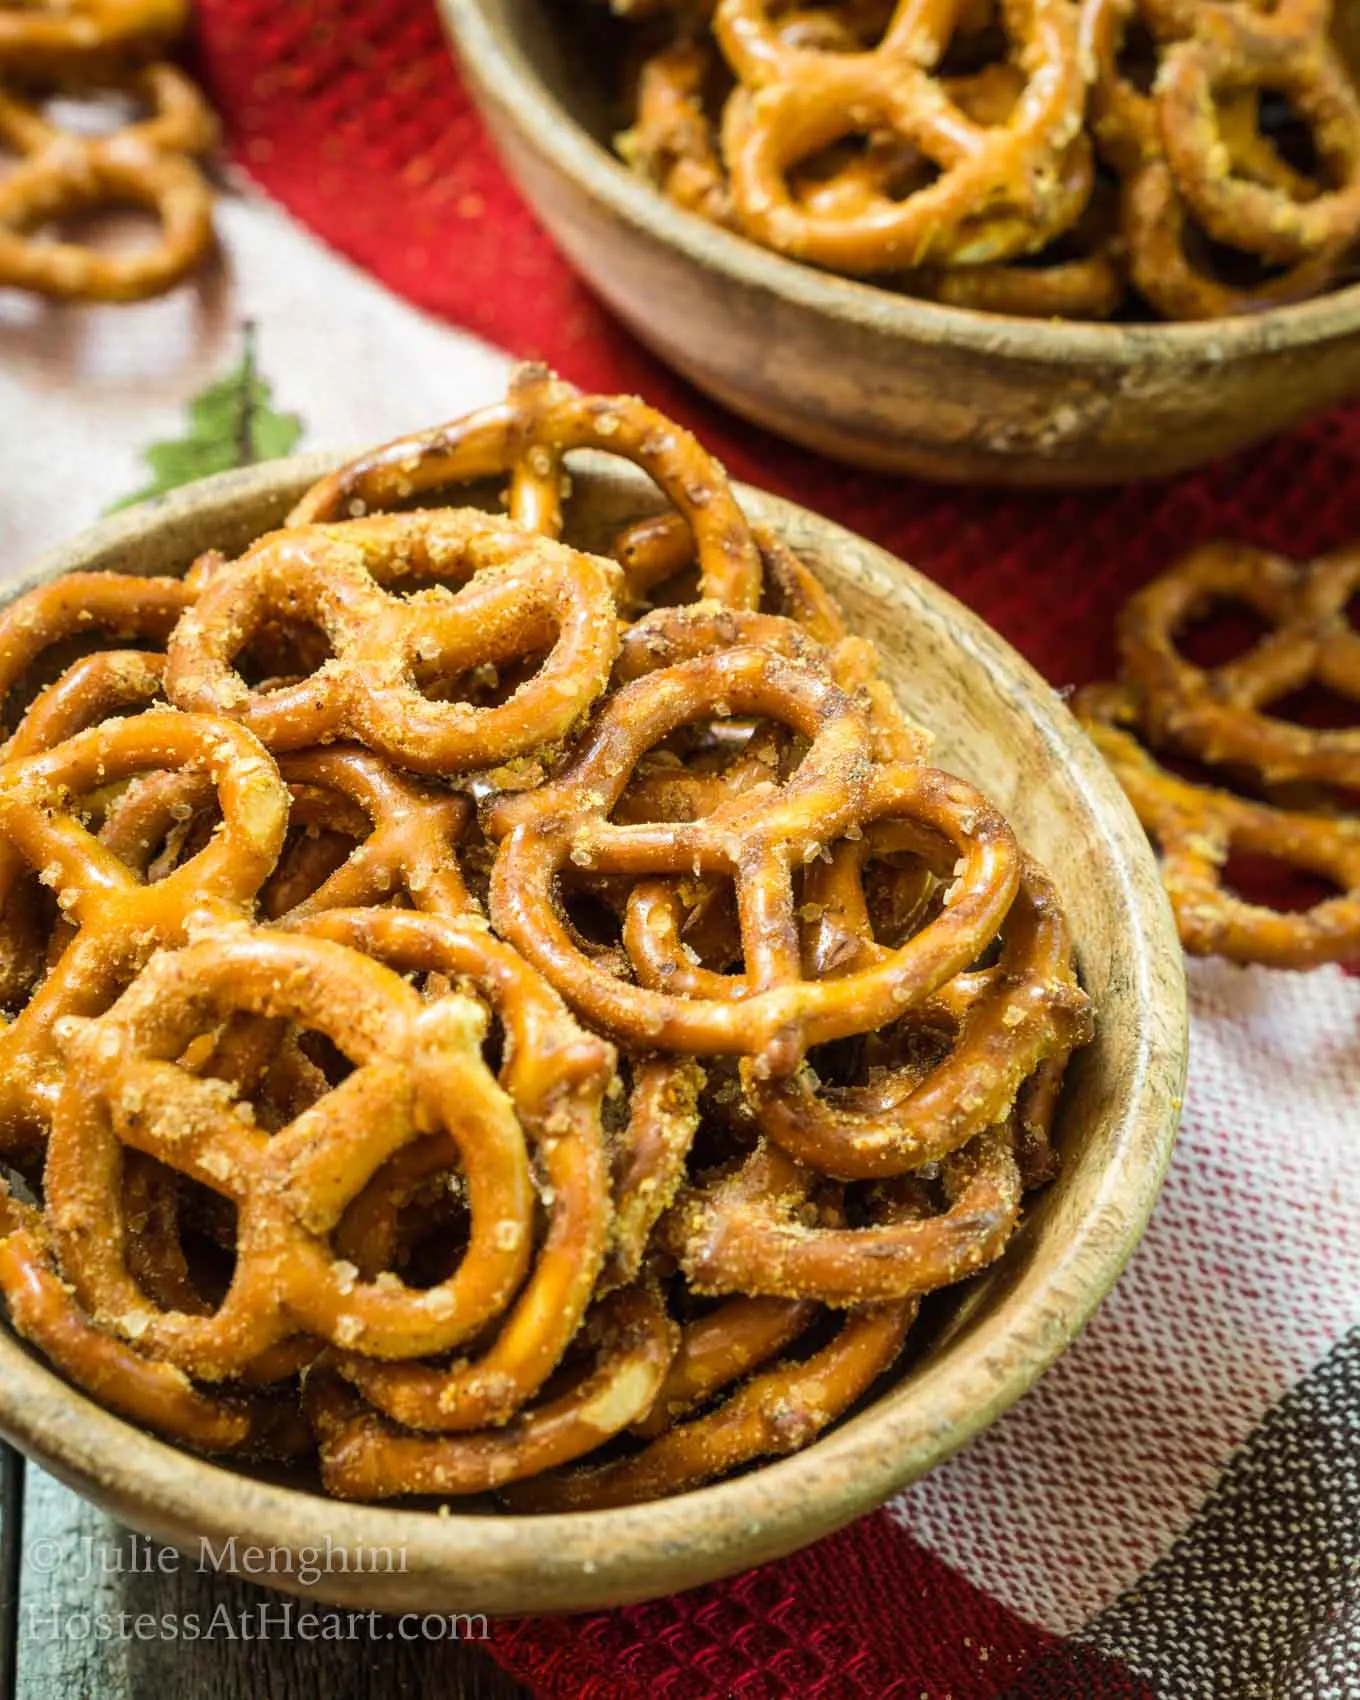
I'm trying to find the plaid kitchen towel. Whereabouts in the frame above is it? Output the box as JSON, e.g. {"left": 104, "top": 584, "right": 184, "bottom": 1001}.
{"left": 2, "top": 3, "right": 1357, "bottom": 1693}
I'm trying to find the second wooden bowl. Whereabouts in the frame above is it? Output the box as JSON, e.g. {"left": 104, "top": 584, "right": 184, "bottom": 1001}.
{"left": 0, "top": 456, "right": 1187, "bottom": 1612}
{"left": 441, "top": 0, "right": 1360, "bottom": 488}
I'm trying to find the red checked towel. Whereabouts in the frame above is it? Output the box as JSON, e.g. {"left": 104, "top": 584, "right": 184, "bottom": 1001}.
{"left": 5, "top": 4, "right": 1358, "bottom": 1693}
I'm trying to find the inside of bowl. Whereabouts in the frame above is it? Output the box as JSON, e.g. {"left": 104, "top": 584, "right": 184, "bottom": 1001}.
{"left": 0, "top": 458, "right": 1182, "bottom": 1513}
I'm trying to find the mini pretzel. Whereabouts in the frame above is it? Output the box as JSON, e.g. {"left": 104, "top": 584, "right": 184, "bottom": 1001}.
{"left": 42, "top": 926, "right": 544, "bottom": 1378}
{"left": 628, "top": 1292, "right": 819, "bottom": 1438}
{"left": 164, "top": 508, "right": 624, "bottom": 775}
{"left": 288, "top": 366, "right": 764, "bottom": 610}
{"left": 1116, "top": 541, "right": 1360, "bottom": 788}
{"left": 306, "top": 1285, "right": 678, "bottom": 1501}
{"left": 0, "top": 1183, "right": 306, "bottom": 1458}
{"left": 0, "top": 569, "right": 190, "bottom": 741}
{"left": 745, "top": 853, "right": 1090, "bottom": 1179}
{"left": 1156, "top": 12, "right": 1360, "bottom": 266}
{"left": 0, "top": 63, "right": 216, "bottom": 302}
{"left": 0, "top": 711, "right": 287, "bottom": 1158}
{"left": 270, "top": 747, "right": 473, "bottom": 920}
{"left": 0, "top": 0, "right": 186, "bottom": 72}
{"left": 671, "top": 1126, "right": 1022, "bottom": 1304}
{"left": 600, "top": 1054, "right": 705, "bottom": 1290}
{"left": 284, "top": 906, "right": 614, "bottom": 1432}
{"left": 1077, "top": 686, "right": 1360, "bottom": 968}
{"left": 619, "top": 38, "right": 735, "bottom": 228}
{"left": 490, "top": 642, "right": 1019, "bottom": 1076}
{"left": 509, "top": 1296, "right": 911, "bottom": 1509}
{"left": 716, "top": 0, "right": 1088, "bottom": 273}
{"left": 1086, "top": 0, "right": 1350, "bottom": 318}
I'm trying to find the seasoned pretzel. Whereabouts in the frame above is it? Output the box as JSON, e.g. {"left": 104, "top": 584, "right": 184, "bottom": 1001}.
{"left": 0, "top": 570, "right": 190, "bottom": 741}
{"left": 716, "top": 0, "right": 1088, "bottom": 273}
{"left": 284, "top": 906, "right": 614, "bottom": 1432}
{"left": 671, "top": 1126, "right": 1022, "bottom": 1303}
{"left": 1156, "top": 16, "right": 1360, "bottom": 266}
{"left": 288, "top": 367, "right": 764, "bottom": 610}
{"left": 490, "top": 642, "right": 1019, "bottom": 1076}
{"left": 0, "top": 711, "right": 287, "bottom": 1157}
{"left": 306, "top": 1285, "right": 678, "bottom": 1501}
{"left": 0, "top": 1183, "right": 306, "bottom": 1457}
{"left": 1086, "top": 0, "right": 1350, "bottom": 318}
{"left": 619, "top": 37, "right": 735, "bottom": 227}
{"left": 509, "top": 1298, "right": 910, "bottom": 1508}
{"left": 164, "top": 509, "right": 624, "bottom": 776}
{"left": 270, "top": 748, "right": 473, "bottom": 920}
{"left": 1077, "top": 685, "right": 1360, "bottom": 967}
{"left": 601, "top": 1054, "right": 705, "bottom": 1290}
{"left": 629, "top": 1292, "right": 820, "bottom": 1437}
{"left": 1116, "top": 541, "right": 1360, "bottom": 788}
{"left": 0, "top": 0, "right": 186, "bottom": 72}
{"left": 0, "top": 63, "right": 216, "bottom": 302}
{"left": 745, "top": 853, "right": 1090, "bottom": 1178}
{"left": 42, "top": 926, "right": 544, "bottom": 1378}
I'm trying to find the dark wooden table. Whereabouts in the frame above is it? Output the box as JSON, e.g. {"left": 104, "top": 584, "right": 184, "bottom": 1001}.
{"left": 1, "top": 1444, "right": 529, "bottom": 1699}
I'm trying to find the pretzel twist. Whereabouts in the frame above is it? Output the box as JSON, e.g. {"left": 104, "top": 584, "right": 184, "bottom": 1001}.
{"left": 285, "top": 907, "right": 615, "bottom": 1433}
{"left": 164, "top": 509, "right": 625, "bottom": 776}
{"left": 306, "top": 1285, "right": 678, "bottom": 1500}
{"left": 1077, "top": 684, "right": 1360, "bottom": 967}
{"left": 41, "top": 927, "right": 551, "bottom": 1378}
{"left": 717, "top": 0, "right": 1088, "bottom": 273}
{"left": 0, "top": 63, "right": 216, "bottom": 302}
{"left": 289, "top": 367, "right": 764, "bottom": 610}
{"left": 1115, "top": 541, "right": 1360, "bottom": 788}
{"left": 490, "top": 636, "right": 1020, "bottom": 1076}
{"left": 0, "top": 711, "right": 287, "bottom": 1156}
{"left": 0, "top": 1182, "right": 307, "bottom": 1458}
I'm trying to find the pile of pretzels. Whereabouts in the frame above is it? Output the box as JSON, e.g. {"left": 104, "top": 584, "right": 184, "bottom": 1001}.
{"left": 610, "top": 0, "right": 1360, "bottom": 321}
{"left": 1076, "top": 540, "right": 1360, "bottom": 969}
{"left": 0, "top": 0, "right": 216, "bottom": 302}
{"left": 0, "top": 370, "right": 1091, "bottom": 1506}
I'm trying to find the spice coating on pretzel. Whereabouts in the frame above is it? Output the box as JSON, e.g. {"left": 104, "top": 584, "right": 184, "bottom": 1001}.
{"left": 0, "top": 61, "right": 216, "bottom": 302}
{"left": 0, "top": 379, "right": 1091, "bottom": 1497}
{"left": 165, "top": 509, "right": 625, "bottom": 775}
{"left": 605, "top": 0, "right": 1360, "bottom": 320}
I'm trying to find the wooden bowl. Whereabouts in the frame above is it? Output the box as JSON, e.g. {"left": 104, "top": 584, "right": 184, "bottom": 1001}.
{"left": 0, "top": 457, "right": 1187, "bottom": 1613}
{"left": 440, "top": 0, "right": 1360, "bottom": 488}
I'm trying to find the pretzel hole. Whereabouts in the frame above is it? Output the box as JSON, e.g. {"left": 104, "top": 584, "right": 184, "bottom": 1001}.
{"left": 420, "top": 651, "right": 549, "bottom": 709}
{"left": 558, "top": 878, "right": 626, "bottom": 955}
{"left": 235, "top": 617, "right": 335, "bottom": 690}
{"left": 1254, "top": 89, "right": 1322, "bottom": 183}
{"left": 1173, "top": 597, "right": 1274, "bottom": 668}
{"left": 260, "top": 824, "right": 360, "bottom": 919}
{"left": 1113, "top": 16, "right": 1158, "bottom": 96}
{"left": 123, "top": 1158, "right": 238, "bottom": 1313}
{"left": 41, "top": 90, "right": 150, "bottom": 140}
{"left": 0, "top": 878, "right": 59, "bottom": 1015}
{"left": 1178, "top": 220, "right": 1295, "bottom": 291}
{"left": 1262, "top": 682, "right": 1360, "bottom": 732}
{"left": 1220, "top": 849, "right": 1345, "bottom": 913}
{"left": 28, "top": 202, "right": 167, "bottom": 260}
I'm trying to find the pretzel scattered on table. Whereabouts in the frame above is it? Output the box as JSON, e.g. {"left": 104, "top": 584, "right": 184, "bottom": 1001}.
{"left": 1077, "top": 539, "right": 1360, "bottom": 968}
{"left": 0, "top": 375, "right": 1092, "bottom": 1501}
{"left": 607, "top": 0, "right": 1360, "bottom": 321}
{"left": 0, "top": 0, "right": 218, "bottom": 304}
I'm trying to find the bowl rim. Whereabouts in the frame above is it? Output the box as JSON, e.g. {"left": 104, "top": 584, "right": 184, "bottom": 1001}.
{"left": 0, "top": 455, "right": 1188, "bottom": 1614}
{"left": 441, "top": 0, "right": 1360, "bottom": 367}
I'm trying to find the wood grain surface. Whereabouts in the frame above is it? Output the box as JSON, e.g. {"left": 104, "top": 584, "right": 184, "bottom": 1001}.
{"left": 2, "top": 1461, "right": 526, "bottom": 1700}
